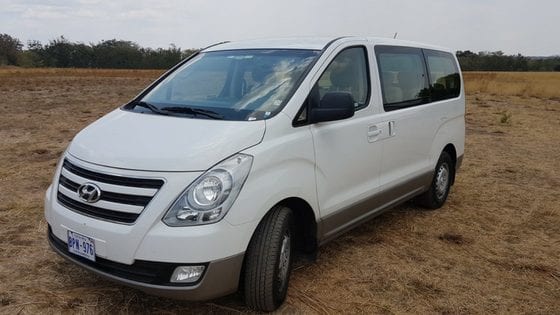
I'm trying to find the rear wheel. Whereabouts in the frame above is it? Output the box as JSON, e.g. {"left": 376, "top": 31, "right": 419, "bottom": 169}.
{"left": 244, "top": 206, "right": 293, "bottom": 312}
{"left": 416, "top": 151, "right": 454, "bottom": 209}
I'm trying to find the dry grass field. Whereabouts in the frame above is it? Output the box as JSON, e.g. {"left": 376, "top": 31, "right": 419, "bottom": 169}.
{"left": 0, "top": 69, "right": 559, "bottom": 314}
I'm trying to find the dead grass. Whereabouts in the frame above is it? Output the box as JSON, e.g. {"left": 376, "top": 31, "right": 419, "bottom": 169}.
{"left": 0, "top": 69, "right": 559, "bottom": 314}
{"left": 0, "top": 67, "right": 162, "bottom": 78}
{"left": 463, "top": 71, "right": 560, "bottom": 100}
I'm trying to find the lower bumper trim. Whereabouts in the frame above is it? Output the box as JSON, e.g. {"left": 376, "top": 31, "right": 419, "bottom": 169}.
{"left": 47, "top": 225, "right": 245, "bottom": 300}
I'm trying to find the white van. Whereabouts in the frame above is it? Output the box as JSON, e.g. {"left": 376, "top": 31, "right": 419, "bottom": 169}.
{"left": 45, "top": 37, "right": 464, "bottom": 311}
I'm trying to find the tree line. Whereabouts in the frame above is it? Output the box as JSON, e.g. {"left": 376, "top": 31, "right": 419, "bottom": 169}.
{"left": 1, "top": 33, "right": 559, "bottom": 71}
{"left": 456, "top": 50, "right": 560, "bottom": 71}
{"left": 0, "top": 34, "right": 196, "bottom": 69}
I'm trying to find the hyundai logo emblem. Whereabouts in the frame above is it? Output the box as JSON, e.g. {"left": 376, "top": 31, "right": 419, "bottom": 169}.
{"left": 78, "top": 183, "right": 102, "bottom": 203}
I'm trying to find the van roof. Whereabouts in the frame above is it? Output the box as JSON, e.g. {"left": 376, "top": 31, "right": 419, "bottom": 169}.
{"left": 203, "top": 37, "right": 452, "bottom": 53}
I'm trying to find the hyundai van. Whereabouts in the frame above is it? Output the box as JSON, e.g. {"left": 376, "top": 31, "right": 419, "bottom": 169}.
{"left": 45, "top": 37, "right": 465, "bottom": 311}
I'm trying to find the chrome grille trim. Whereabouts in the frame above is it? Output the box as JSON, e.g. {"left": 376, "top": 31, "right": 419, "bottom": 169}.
{"left": 56, "top": 159, "right": 164, "bottom": 224}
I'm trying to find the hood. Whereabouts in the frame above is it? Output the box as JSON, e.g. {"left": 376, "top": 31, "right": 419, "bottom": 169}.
{"left": 68, "top": 109, "right": 266, "bottom": 172}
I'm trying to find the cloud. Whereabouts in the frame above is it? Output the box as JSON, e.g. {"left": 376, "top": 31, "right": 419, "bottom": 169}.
{"left": 118, "top": 8, "right": 164, "bottom": 20}
{"left": 20, "top": 5, "right": 70, "bottom": 19}
{"left": 1, "top": 0, "right": 559, "bottom": 55}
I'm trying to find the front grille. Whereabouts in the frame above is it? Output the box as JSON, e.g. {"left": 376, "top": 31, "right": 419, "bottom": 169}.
{"left": 48, "top": 226, "right": 206, "bottom": 286}
{"left": 62, "top": 159, "right": 163, "bottom": 188}
{"left": 56, "top": 159, "right": 164, "bottom": 224}
{"left": 57, "top": 192, "right": 140, "bottom": 223}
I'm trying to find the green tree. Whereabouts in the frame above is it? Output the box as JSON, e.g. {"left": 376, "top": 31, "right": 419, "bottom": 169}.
{"left": 92, "top": 39, "right": 143, "bottom": 68}
{"left": 0, "top": 33, "right": 23, "bottom": 65}
{"left": 456, "top": 50, "right": 559, "bottom": 71}
{"left": 42, "top": 36, "right": 73, "bottom": 67}
{"left": 182, "top": 48, "right": 197, "bottom": 59}
{"left": 142, "top": 44, "right": 183, "bottom": 69}
{"left": 23, "top": 40, "right": 45, "bottom": 67}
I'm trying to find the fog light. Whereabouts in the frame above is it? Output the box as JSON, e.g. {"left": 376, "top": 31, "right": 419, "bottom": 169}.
{"left": 170, "top": 265, "right": 205, "bottom": 283}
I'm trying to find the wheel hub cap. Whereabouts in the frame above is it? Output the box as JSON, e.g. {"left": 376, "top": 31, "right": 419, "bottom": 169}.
{"left": 435, "top": 163, "right": 449, "bottom": 200}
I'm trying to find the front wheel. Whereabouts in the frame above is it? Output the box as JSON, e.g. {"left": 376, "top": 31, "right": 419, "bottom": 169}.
{"left": 416, "top": 151, "right": 454, "bottom": 209}
{"left": 244, "top": 206, "right": 293, "bottom": 312}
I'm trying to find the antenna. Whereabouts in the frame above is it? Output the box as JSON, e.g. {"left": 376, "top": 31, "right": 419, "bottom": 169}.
{"left": 393, "top": 32, "right": 398, "bottom": 39}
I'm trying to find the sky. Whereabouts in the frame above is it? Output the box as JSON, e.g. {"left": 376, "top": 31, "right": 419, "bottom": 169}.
{"left": 1, "top": 0, "right": 559, "bottom": 56}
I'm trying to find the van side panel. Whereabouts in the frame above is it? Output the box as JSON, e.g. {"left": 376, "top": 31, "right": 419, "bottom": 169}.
{"left": 372, "top": 45, "right": 437, "bottom": 197}
{"left": 426, "top": 52, "right": 465, "bottom": 169}
{"left": 427, "top": 99, "right": 465, "bottom": 169}
{"left": 319, "top": 44, "right": 465, "bottom": 243}
{"left": 372, "top": 45, "right": 465, "bottom": 195}
{"left": 225, "top": 113, "right": 320, "bottom": 227}
{"left": 318, "top": 170, "right": 432, "bottom": 244}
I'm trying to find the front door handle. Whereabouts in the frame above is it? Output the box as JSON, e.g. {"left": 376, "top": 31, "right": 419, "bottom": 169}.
{"left": 367, "top": 126, "right": 382, "bottom": 142}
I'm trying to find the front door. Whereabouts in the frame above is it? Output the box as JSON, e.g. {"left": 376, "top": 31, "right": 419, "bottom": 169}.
{"left": 308, "top": 44, "right": 386, "bottom": 239}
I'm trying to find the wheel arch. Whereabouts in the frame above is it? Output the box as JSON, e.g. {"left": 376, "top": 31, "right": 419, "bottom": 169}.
{"left": 243, "top": 197, "right": 318, "bottom": 263}
{"left": 276, "top": 197, "right": 318, "bottom": 258}
{"left": 442, "top": 143, "right": 457, "bottom": 185}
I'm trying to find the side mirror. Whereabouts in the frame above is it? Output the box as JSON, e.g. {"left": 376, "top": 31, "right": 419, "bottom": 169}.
{"left": 309, "top": 92, "right": 355, "bottom": 123}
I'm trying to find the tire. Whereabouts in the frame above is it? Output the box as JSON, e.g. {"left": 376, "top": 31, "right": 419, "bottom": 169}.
{"left": 244, "top": 206, "right": 294, "bottom": 312}
{"left": 416, "top": 151, "right": 454, "bottom": 209}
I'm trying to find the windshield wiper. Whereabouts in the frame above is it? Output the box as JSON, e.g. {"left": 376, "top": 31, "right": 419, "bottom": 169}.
{"left": 130, "top": 101, "right": 223, "bottom": 120}
{"left": 131, "top": 101, "right": 171, "bottom": 116}
{"left": 160, "top": 106, "right": 224, "bottom": 120}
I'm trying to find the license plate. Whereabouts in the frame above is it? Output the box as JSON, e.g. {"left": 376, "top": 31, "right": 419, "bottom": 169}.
{"left": 67, "top": 230, "right": 96, "bottom": 262}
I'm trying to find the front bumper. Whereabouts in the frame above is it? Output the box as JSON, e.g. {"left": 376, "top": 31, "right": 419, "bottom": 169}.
{"left": 48, "top": 226, "right": 244, "bottom": 300}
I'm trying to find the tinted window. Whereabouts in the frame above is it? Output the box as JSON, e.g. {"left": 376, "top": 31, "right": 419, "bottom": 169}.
{"left": 424, "top": 50, "right": 461, "bottom": 101}
{"left": 317, "top": 47, "right": 370, "bottom": 108}
{"left": 375, "top": 46, "right": 429, "bottom": 110}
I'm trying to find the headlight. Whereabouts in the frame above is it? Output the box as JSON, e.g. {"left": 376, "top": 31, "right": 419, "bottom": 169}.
{"left": 163, "top": 153, "right": 253, "bottom": 226}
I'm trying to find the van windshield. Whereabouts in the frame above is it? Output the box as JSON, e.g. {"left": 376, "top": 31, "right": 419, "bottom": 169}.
{"left": 131, "top": 49, "right": 320, "bottom": 121}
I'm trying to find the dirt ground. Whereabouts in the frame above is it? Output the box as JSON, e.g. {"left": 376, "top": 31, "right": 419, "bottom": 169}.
{"left": 0, "top": 69, "right": 559, "bottom": 314}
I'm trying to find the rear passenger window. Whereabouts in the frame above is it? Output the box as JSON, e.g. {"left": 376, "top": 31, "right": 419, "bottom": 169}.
{"left": 375, "top": 46, "right": 429, "bottom": 110}
{"left": 424, "top": 50, "right": 461, "bottom": 101}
